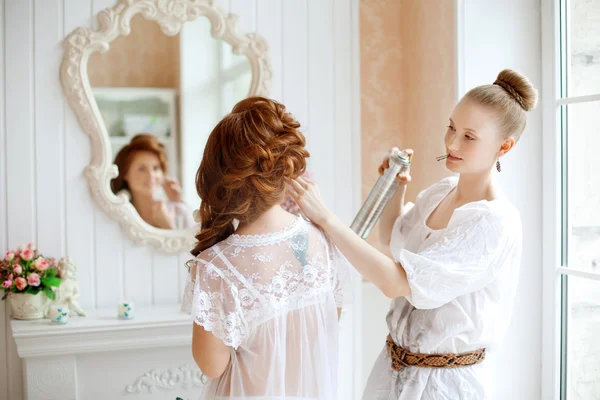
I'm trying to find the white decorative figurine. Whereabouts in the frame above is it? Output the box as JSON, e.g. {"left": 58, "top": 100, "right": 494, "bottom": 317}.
{"left": 46, "top": 257, "right": 87, "bottom": 317}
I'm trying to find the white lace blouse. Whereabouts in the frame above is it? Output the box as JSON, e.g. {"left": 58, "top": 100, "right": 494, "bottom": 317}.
{"left": 181, "top": 216, "right": 351, "bottom": 400}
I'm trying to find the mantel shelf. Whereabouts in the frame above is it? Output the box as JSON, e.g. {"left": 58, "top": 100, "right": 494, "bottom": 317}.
{"left": 11, "top": 304, "right": 192, "bottom": 358}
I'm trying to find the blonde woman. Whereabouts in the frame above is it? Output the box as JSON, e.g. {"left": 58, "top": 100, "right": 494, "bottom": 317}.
{"left": 288, "top": 69, "right": 537, "bottom": 399}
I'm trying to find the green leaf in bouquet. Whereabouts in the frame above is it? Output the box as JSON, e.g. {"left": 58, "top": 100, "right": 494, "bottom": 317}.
{"left": 43, "top": 287, "right": 56, "bottom": 301}
{"left": 1, "top": 292, "right": 8, "bottom": 300}
{"left": 45, "top": 268, "right": 58, "bottom": 278}
{"left": 25, "top": 286, "right": 40, "bottom": 295}
{"left": 41, "top": 276, "right": 61, "bottom": 287}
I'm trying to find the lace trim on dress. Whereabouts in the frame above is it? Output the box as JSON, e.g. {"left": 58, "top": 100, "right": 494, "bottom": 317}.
{"left": 226, "top": 217, "right": 307, "bottom": 247}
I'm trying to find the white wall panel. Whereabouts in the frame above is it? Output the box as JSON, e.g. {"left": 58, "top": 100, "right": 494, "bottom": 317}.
{"left": 0, "top": 0, "right": 361, "bottom": 397}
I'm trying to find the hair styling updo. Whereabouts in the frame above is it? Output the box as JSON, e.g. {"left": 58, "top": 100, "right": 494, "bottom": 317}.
{"left": 191, "top": 97, "right": 310, "bottom": 256}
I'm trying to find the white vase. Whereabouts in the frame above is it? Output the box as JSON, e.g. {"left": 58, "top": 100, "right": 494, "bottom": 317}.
{"left": 8, "top": 292, "right": 51, "bottom": 320}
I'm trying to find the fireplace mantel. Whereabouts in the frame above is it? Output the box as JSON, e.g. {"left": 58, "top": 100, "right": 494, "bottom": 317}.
{"left": 11, "top": 305, "right": 204, "bottom": 400}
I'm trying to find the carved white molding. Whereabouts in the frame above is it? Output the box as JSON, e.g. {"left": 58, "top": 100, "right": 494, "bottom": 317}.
{"left": 125, "top": 364, "right": 206, "bottom": 394}
{"left": 60, "top": 0, "right": 272, "bottom": 253}
{"left": 25, "top": 356, "right": 77, "bottom": 400}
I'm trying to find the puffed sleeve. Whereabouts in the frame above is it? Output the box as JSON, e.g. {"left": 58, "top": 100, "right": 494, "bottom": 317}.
{"left": 397, "top": 206, "right": 519, "bottom": 309}
{"left": 181, "top": 253, "right": 248, "bottom": 349}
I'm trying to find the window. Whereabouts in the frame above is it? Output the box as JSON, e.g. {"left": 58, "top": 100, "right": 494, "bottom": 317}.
{"left": 544, "top": 0, "right": 600, "bottom": 399}
{"left": 218, "top": 41, "right": 253, "bottom": 116}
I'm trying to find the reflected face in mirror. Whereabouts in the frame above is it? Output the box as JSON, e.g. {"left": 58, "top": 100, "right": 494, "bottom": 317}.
{"left": 111, "top": 134, "right": 169, "bottom": 201}
{"left": 111, "top": 134, "right": 193, "bottom": 230}
{"left": 88, "top": 14, "right": 253, "bottom": 231}
{"left": 124, "top": 151, "right": 165, "bottom": 197}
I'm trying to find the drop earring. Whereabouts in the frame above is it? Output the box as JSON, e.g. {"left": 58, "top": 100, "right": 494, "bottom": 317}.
{"left": 496, "top": 160, "right": 501, "bottom": 172}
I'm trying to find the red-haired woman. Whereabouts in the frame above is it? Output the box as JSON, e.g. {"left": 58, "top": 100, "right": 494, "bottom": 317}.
{"left": 181, "top": 97, "right": 350, "bottom": 399}
{"left": 111, "top": 134, "right": 195, "bottom": 230}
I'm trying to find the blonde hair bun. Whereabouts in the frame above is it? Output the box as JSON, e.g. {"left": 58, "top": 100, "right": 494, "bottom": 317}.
{"left": 494, "top": 69, "right": 538, "bottom": 112}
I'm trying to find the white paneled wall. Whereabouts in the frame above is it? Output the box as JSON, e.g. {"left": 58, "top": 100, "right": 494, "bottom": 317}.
{"left": 0, "top": 0, "right": 7, "bottom": 396}
{"left": 0, "top": 0, "right": 362, "bottom": 398}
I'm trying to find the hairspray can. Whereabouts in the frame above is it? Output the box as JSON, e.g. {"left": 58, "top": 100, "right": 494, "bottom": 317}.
{"left": 350, "top": 150, "right": 411, "bottom": 239}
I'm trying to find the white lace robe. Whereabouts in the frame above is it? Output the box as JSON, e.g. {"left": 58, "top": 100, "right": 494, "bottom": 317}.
{"left": 181, "top": 217, "right": 350, "bottom": 400}
{"left": 363, "top": 176, "right": 523, "bottom": 400}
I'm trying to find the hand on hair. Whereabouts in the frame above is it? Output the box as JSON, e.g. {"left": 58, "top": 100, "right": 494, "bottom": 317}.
{"left": 287, "top": 176, "right": 332, "bottom": 226}
{"left": 377, "top": 147, "right": 413, "bottom": 184}
{"left": 163, "top": 177, "right": 183, "bottom": 203}
{"left": 151, "top": 201, "right": 176, "bottom": 230}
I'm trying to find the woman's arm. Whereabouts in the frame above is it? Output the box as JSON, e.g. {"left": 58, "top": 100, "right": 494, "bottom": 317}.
{"left": 378, "top": 185, "right": 407, "bottom": 247}
{"left": 288, "top": 178, "right": 411, "bottom": 298}
{"left": 151, "top": 201, "right": 176, "bottom": 229}
{"left": 188, "top": 262, "right": 232, "bottom": 378}
{"left": 322, "top": 211, "right": 410, "bottom": 298}
{"left": 192, "top": 324, "right": 231, "bottom": 379}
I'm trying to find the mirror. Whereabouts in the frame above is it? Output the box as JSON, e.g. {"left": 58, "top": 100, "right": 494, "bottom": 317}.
{"left": 88, "top": 14, "right": 253, "bottom": 230}
{"left": 61, "top": 0, "right": 271, "bottom": 252}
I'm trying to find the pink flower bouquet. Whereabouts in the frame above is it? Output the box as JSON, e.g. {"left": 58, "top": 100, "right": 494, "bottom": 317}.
{"left": 0, "top": 243, "right": 61, "bottom": 300}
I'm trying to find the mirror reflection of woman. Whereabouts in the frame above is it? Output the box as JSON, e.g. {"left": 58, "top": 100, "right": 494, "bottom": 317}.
{"left": 111, "top": 134, "right": 195, "bottom": 230}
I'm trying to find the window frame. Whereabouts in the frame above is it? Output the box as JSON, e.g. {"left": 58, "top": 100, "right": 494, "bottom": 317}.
{"left": 542, "top": 0, "right": 600, "bottom": 398}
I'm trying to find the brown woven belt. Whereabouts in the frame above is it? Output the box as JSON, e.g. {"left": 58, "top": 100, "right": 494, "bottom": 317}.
{"left": 386, "top": 335, "right": 486, "bottom": 371}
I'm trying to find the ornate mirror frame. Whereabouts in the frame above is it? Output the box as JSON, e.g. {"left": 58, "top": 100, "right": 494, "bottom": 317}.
{"left": 60, "top": 0, "right": 272, "bottom": 253}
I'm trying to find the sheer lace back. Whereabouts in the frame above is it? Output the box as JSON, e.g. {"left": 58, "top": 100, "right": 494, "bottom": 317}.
{"left": 181, "top": 217, "right": 349, "bottom": 399}
{"left": 182, "top": 217, "right": 347, "bottom": 349}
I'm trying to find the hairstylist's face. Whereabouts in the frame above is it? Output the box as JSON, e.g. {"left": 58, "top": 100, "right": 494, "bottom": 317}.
{"left": 125, "top": 151, "right": 164, "bottom": 197}
{"left": 444, "top": 99, "right": 514, "bottom": 175}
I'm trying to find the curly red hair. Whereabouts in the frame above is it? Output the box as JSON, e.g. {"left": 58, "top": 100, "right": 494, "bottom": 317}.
{"left": 191, "top": 97, "right": 310, "bottom": 256}
{"left": 111, "top": 134, "right": 168, "bottom": 194}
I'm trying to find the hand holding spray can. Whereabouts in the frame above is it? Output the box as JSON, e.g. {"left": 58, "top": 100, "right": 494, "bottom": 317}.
{"left": 350, "top": 149, "right": 411, "bottom": 239}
